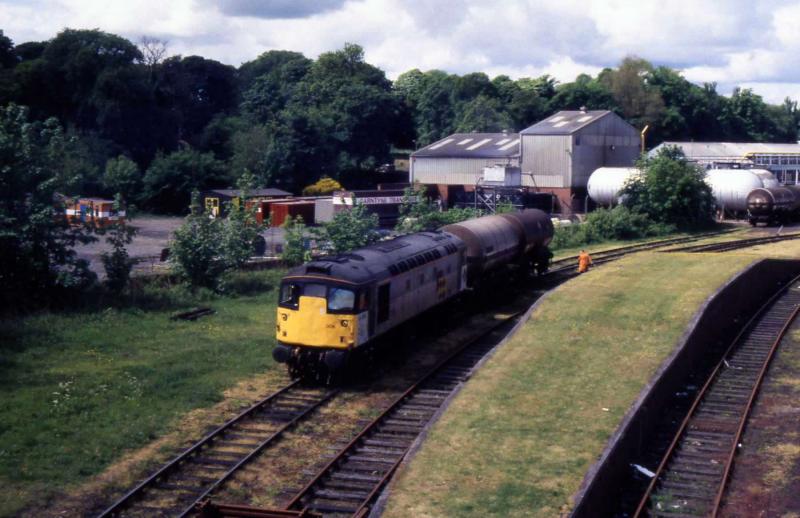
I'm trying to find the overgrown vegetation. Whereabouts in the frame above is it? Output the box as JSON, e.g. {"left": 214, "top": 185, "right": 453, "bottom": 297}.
{"left": 281, "top": 215, "right": 309, "bottom": 266}
{"left": 316, "top": 202, "right": 380, "bottom": 254}
{"left": 395, "top": 185, "right": 482, "bottom": 232}
{"left": 622, "top": 146, "right": 716, "bottom": 228}
{"left": 170, "top": 174, "right": 263, "bottom": 290}
{"left": 302, "top": 176, "right": 342, "bottom": 196}
{"left": 0, "top": 103, "right": 96, "bottom": 311}
{"left": 99, "top": 195, "right": 137, "bottom": 294}
{"left": 551, "top": 206, "right": 674, "bottom": 250}
{"left": 0, "top": 268, "right": 285, "bottom": 516}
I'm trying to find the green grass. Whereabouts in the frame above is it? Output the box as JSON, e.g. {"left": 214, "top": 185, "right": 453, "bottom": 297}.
{"left": 382, "top": 252, "right": 755, "bottom": 518}
{"left": 0, "top": 269, "right": 285, "bottom": 516}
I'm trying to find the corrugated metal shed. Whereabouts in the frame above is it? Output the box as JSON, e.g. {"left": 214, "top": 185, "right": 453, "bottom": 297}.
{"left": 206, "top": 188, "right": 292, "bottom": 198}
{"left": 413, "top": 133, "right": 520, "bottom": 159}
{"left": 521, "top": 110, "right": 613, "bottom": 135}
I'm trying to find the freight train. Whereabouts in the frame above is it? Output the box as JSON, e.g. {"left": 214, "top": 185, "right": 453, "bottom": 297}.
{"left": 272, "top": 209, "right": 554, "bottom": 380}
{"left": 746, "top": 185, "right": 800, "bottom": 225}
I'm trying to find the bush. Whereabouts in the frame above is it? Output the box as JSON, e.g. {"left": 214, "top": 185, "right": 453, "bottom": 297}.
{"left": 302, "top": 176, "right": 342, "bottom": 196}
{"left": 395, "top": 185, "right": 482, "bottom": 233}
{"left": 281, "top": 215, "right": 308, "bottom": 266}
{"left": 100, "top": 198, "right": 137, "bottom": 294}
{"left": 622, "top": 146, "right": 715, "bottom": 228}
{"left": 316, "top": 202, "right": 380, "bottom": 254}
{"left": 550, "top": 206, "right": 674, "bottom": 250}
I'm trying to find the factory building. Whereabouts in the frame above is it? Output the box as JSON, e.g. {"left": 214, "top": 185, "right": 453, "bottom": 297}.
{"left": 650, "top": 142, "right": 800, "bottom": 185}
{"left": 410, "top": 110, "right": 639, "bottom": 213}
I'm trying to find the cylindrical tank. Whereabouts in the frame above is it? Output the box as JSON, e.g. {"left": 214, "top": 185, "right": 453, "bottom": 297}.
{"left": 499, "top": 208, "right": 554, "bottom": 252}
{"left": 704, "top": 169, "right": 765, "bottom": 212}
{"left": 749, "top": 169, "right": 780, "bottom": 189}
{"left": 587, "top": 168, "right": 641, "bottom": 206}
{"left": 746, "top": 187, "right": 800, "bottom": 217}
{"left": 442, "top": 214, "right": 522, "bottom": 278}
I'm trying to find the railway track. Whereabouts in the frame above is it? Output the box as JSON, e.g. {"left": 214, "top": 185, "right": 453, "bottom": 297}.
{"left": 548, "top": 230, "right": 737, "bottom": 273}
{"left": 98, "top": 382, "right": 338, "bottom": 517}
{"left": 632, "top": 276, "right": 800, "bottom": 517}
{"left": 201, "top": 315, "right": 521, "bottom": 518}
{"left": 101, "top": 229, "right": 741, "bottom": 518}
{"left": 666, "top": 231, "right": 800, "bottom": 253}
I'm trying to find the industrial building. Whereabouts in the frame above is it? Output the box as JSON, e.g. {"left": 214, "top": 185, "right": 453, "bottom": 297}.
{"left": 650, "top": 142, "right": 800, "bottom": 185}
{"left": 410, "top": 110, "right": 640, "bottom": 213}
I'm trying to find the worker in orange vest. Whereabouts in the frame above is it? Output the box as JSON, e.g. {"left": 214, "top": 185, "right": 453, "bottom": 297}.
{"left": 577, "top": 250, "right": 593, "bottom": 273}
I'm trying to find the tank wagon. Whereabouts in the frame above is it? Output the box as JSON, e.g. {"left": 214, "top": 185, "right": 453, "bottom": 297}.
{"left": 587, "top": 167, "right": 780, "bottom": 215}
{"left": 273, "top": 209, "right": 553, "bottom": 379}
{"left": 746, "top": 186, "right": 800, "bottom": 225}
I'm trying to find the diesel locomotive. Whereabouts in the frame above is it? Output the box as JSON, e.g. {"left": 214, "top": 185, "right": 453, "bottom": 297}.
{"left": 272, "top": 209, "right": 554, "bottom": 379}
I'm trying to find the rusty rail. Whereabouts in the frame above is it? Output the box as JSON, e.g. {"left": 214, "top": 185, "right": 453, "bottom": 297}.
{"left": 632, "top": 275, "right": 800, "bottom": 517}
{"left": 97, "top": 381, "right": 337, "bottom": 517}
{"left": 666, "top": 231, "right": 800, "bottom": 253}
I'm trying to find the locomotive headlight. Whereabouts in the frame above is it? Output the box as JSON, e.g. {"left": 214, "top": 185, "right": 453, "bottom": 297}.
{"left": 281, "top": 313, "right": 288, "bottom": 321}
{"left": 340, "top": 319, "right": 349, "bottom": 327}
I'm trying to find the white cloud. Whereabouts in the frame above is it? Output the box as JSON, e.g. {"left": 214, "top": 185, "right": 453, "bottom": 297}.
{"left": 1, "top": 0, "right": 799, "bottom": 103}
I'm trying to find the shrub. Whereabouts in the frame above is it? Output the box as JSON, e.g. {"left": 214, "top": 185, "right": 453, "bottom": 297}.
{"left": 302, "top": 176, "right": 342, "bottom": 196}
{"left": 316, "top": 202, "right": 380, "bottom": 254}
{"left": 550, "top": 206, "right": 674, "bottom": 250}
{"left": 100, "top": 196, "right": 137, "bottom": 294}
{"left": 281, "top": 215, "right": 308, "bottom": 266}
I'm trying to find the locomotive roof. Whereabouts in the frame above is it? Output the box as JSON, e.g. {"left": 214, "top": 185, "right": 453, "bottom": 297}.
{"left": 285, "top": 231, "right": 464, "bottom": 285}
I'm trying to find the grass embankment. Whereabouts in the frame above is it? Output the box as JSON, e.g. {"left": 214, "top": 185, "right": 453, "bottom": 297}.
{"left": 0, "top": 270, "right": 285, "bottom": 516}
{"left": 382, "top": 251, "right": 760, "bottom": 518}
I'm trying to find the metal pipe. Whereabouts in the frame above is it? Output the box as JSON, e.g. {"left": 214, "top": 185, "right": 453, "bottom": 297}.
{"left": 640, "top": 125, "right": 650, "bottom": 155}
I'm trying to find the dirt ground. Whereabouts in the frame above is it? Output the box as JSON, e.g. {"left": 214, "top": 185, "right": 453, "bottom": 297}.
{"left": 718, "top": 319, "right": 800, "bottom": 517}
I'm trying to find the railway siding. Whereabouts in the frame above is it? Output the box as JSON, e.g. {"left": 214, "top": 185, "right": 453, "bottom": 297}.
{"left": 379, "top": 252, "right": 758, "bottom": 518}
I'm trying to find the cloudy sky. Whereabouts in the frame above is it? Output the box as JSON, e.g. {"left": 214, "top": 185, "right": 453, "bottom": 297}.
{"left": 2, "top": 0, "right": 799, "bottom": 103}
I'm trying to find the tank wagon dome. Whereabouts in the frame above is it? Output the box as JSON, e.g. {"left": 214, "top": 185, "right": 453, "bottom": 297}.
{"left": 704, "top": 169, "right": 765, "bottom": 212}
{"left": 587, "top": 168, "right": 641, "bottom": 206}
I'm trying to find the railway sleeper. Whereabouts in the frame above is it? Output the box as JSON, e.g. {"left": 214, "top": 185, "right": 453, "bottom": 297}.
{"left": 336, "top": 461, "right": 390, "bottom": 474}
{"left": 660, "top": 479, "right": 717, "bottom": 495}
{"left": 384, "top": 417, "right": 428, "bottom": 427}
{"left": 192, "top": 456, "right": 239, "bottom": 467}
{"left": 378, "top": 424, "right": 424, "bottom": 434}
{"left": 323, "top": 479, "right": 377, "bottom": 491}
{"left": 347, "top": 454, "right": 399, "bottom": 465}
{"left": 329, "top": 471, "right": 383, "bottom": 483}
{"left": 304, "top": 501, "right": 359, "bottom": 514}
{"left": 363, "top": 438, "right": 411, "bottom": 449}
{"left": 204, "top": 450, "right": 246, "bottom": 460}
{"left": 667, "top": 461, "right": 723, "bottom": 477}
{"left": 358, "top": 446, "right": 406, "bottom": 455}
{"left": 313, "top": 488, "right": 370, "bottom": 501}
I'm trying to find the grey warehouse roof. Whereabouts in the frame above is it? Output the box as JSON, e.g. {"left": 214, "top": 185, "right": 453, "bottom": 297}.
{"left": 412, "top": 133, "right": 520, "bottom": 159}
{"left": 652, "top": 141, "right": 800, "bottom": 158}
{"left": 520, "top": 110, "right": 612, "bottom": 135}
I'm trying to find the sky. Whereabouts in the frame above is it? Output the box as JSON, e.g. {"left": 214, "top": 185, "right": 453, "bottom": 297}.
{"left": 2, "top": 0, "right": 800, "bottom": 104}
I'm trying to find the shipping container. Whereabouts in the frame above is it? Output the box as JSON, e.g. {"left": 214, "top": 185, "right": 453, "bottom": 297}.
{"left": 270, "top": 201, "right": 316, "bottom": 227}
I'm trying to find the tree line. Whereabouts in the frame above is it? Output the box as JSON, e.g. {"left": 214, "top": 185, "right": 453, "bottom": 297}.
{"left": 1, "top": 28, "right": 798, "bottom": 215}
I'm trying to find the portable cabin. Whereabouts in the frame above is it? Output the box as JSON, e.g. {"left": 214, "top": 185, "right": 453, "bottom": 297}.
{"left": 202, "top": 188, "right": 292, "bottom": 217}
{"left": 65, "top": 198, "right": 124, "bottom": 227}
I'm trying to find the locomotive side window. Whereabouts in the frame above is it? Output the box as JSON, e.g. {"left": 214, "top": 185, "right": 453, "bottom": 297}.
{"left": 279, "top": 283, "right": 301, "bottom": 308}
{"left": 328, "top": 287, "right": 356, "bottom": 312}
{"left": 377, "top": 284, "right": 390, "bottom": 323}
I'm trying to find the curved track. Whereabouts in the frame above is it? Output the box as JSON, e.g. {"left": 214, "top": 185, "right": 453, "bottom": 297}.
{"left": 98, "top": 382, "right": 338, "bottom": 517}
{"left": 666, "top": 232, "right": 800, "bottom": 253}
{"left": 101, "top": 229, "right": 741, "bottom": 518}
{"left": 633, "top": 277, "right": 800, "bottom": 517}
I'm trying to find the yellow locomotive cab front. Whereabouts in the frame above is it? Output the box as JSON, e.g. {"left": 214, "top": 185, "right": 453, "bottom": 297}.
{"left": 275, "top": 279, "right": 366, "bottom": 350}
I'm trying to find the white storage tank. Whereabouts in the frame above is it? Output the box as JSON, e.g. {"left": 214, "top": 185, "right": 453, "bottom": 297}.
{"left": 749, "top": 169, "right": 780, "bottom": 189}
{"left": 587, "top": 167, "right": 641, "bottom": 206}
{"left": 705, "top": 169, "right": 765, "bottom": 212}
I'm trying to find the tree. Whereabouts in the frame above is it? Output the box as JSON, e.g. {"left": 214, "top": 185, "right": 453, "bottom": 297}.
{"left": 100, "top": 194, "right": 136, "bottom": 293}
{"left": 170, "top": 191, "right": 226, "bottom": 289}
{"left": 0, "top": 104, "right": 96, "bottom": 310}
{"left": 316, "top": 202, "right": 379, "bottom": 254}
{"left": 454, "top": 95, "right": 513, "bottom": 133}
{"left": 302, "top": 176, "right": 342, "bottom": 196}
{"left": 599, "top": 56, "right": 665, "bottom": 130}
{"left": 395, "top": 185, "right": 481, "bottom": 233}
{"left": 621, "top": 146, "right": 715, "bottom": 228}
{"left": 281, "top": 215, "right": 308, "bottom": 266}
{"left": 548, "top": 73, "right": 618, "bottom": 112}
{"left": 142, "top": 148, "right": 229, "bottom": 213}
{"left": 103, "top": 155, "right": 141, "bottom": 203}
{"left": 220, "top": 170, "right": 262, "bottom": 269}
